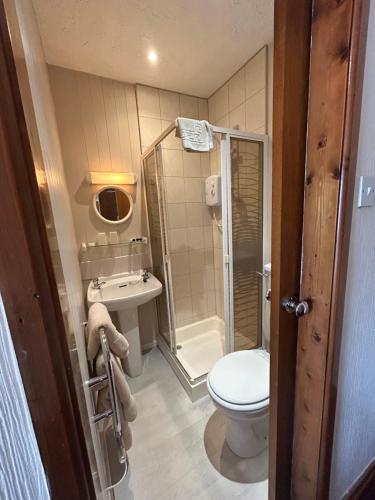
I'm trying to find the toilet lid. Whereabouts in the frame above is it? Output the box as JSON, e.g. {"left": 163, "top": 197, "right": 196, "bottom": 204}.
{"left": 208, "top": 350, "right": 270, "bottom": 405}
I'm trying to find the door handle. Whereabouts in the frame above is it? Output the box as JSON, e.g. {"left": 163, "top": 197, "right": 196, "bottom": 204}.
{"left": 281, "top": 296, "right": 311, "bottom": 317}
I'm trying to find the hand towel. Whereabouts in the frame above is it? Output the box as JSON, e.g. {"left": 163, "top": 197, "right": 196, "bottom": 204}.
{"left": 175, "top": 117, "right": 213, "bottom": 152}
{"left": 87, "top": 302, "right": 129, "bottom": 360}
{"left": 96, "top": 353, "right": 137, "bottom": 423}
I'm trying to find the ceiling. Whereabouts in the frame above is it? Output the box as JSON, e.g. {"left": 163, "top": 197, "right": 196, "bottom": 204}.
{"left": 32, "top": 0, "right": 274, "bottom": 98}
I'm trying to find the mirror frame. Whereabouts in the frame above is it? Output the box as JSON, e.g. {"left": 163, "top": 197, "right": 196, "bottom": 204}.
{"left": 93, "top": 185, "right": 133, "bottom": 225}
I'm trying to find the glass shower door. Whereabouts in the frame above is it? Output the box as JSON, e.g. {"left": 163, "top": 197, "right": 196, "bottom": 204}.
{"left": 143, "top": 148, "right": 175, "bottom": 350}
{"left": 223, "top": 133, "right": 266, "bottom": 352}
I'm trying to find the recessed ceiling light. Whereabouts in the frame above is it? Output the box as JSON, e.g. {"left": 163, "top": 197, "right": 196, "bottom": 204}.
{"left": 148, "top": 51, "right": 158, "bottom": 62}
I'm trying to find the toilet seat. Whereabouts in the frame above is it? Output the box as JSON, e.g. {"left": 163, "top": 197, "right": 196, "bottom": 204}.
{"left": 207, "top": 350, "right": 270, "bottom": 412}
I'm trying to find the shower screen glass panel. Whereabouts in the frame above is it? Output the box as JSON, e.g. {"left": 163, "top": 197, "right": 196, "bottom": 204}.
{"left": 143, "top": 151, "right": 172, "bottom": 347}
{"left": 230, "top": 138, "right": 263, "bottom": 351}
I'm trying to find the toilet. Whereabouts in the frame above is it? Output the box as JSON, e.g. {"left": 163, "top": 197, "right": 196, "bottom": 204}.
{"left": 207, "top": 349, "right": 270, "bottom": 458}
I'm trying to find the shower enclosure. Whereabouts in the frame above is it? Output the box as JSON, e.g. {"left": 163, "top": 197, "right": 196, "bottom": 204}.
{"left": 142, "top": 122, "right": 268, "bottom": 399}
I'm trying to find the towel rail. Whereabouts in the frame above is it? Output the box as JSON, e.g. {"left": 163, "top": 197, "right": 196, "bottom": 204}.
{"left": 86, "top": 325, "right": 128, "bottom": 474}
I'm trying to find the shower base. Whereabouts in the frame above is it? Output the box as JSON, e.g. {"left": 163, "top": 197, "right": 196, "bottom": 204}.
{"left": 176, "top": 316, "right": 225, "bottom": 380}
{"left": 157, "top": 315, "right": 225, "bottom": 401}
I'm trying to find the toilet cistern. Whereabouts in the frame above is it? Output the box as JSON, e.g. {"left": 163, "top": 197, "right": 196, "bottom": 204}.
{"left": 87, "top": 270, "right": 162, "bottom": 377}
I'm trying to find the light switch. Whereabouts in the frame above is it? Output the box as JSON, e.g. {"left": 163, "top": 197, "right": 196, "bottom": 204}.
{"left": 357, "top": 176, "right": 375, "bottom": 207}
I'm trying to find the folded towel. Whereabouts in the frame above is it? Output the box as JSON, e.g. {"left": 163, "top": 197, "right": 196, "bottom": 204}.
{"left": 175, "top": 117, "right": 213, "bottom": 152}
{"left": 96, "top": 353, "right": 137, "bottom": 423}
{"left": 87, "top": 302, "right": 129, "bottom": 360}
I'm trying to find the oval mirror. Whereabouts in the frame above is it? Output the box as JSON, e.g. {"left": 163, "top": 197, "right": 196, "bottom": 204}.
{"left": 93, "top": 185, "right": 133, "bottom": 224}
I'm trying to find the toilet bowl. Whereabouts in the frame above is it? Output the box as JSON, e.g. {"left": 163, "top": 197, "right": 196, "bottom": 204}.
{"left": 207, "top": 349, "right": 270, "bottom": 458}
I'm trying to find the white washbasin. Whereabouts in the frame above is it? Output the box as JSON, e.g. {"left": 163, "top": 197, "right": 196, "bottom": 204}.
{"left": 87, "top": 271, "right": 162, "bottom": 311}
{"left": 87, "top": 271, "right": 163, "bottom": 378}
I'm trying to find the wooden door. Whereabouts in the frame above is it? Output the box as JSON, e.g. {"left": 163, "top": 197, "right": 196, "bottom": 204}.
{"left": 270, "top": 0, "right": 369, "bottom": 499}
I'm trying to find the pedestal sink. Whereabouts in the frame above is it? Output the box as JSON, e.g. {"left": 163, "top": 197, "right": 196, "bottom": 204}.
{"left": 87, "top": 271, "right": 162, "bottom": 377}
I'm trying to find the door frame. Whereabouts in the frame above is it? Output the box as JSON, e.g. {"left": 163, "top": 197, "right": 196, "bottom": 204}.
{"left": 270, "top": 0, "right": 369, "bottom": 498}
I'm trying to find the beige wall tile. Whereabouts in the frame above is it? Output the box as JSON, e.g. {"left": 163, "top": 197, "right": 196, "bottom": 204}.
{"left": 229, "top": 68, "right": 246, "bottom": 112}
{"left": 159, "top": 90, "right": 180, "bottom": 121}
{"left": 204, "top": 226, "right": 214, "bottom": 248}
{"left": 175, "top": 296, "right": 193, "bottom": 326}
{"left": 139, "top": 116, "right": 162, "bottom": 150}
{"left": 207, "top": 291, "right": 216, "bottom": 313}
{"left": 204, "top": 248, "right": 214, "bottom": 269}
{"left": 183, "top": 151, "right": 201, "bottom": 177}
{"left": 192, "top": 293, "right": 208, "bottom": 319}
{"left": 186, "top": 203, "right": 203, "bottom": 227}
{"left": 170, "top": 252, "right": 190, "bottom": 276}
{"left": 187, "top": 227, "right": 205, "bottom": 250}
{"left": 245, "top": 89, "right": 266, "bottom": 132}
{"left": 179, "top": 95, "right": 199, "bottom": 119}
{"left": 201, "top": 154, "right": 210, "bottom": 177}
{"left": 184, "top": 178, "right": 203, "bottom": 203}
{"left": 189, "top": 249, "right": 206, "bottom": 273}
{"left": 169, "top": 228, "right": 188, "bottom": 253}
{"left": 245, "top": 48, "right": 266, "bottom": 100}
{"left": 208, "top": 94, "right": 217, "bottom": 123}
{"left": 137, "top": 85, "right": 160, "bottom": 119}
{"left": 229, "top": 102, "right": 246, "bottom": 130}
{"left": 161, "top": 120, "right": 182, "bottom": 150}
{"left": 167, "top": 203, "right": 186, "bottom": 229}
{"left": 204, "top": 269, "right": 215, "bottom": 291}
{"left": 163, "top": 149, "right": 183, "bottom": 176}
{"left": 173, "top": 274, "right": 191, "bottom": 300}
{"left": 191, "top": 272, "right": 205, "bottom": 295}
{"left": 165, "top": 177, "right": 185, "bottom": 203}
{"left": 198, "top": 98, "right": 209, "bottom": 120}
{"left": 215, "top": 84, "right": 229, "bottom": 121}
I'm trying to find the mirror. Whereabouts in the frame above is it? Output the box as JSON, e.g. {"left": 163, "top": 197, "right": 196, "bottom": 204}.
{"left": 93, "top": 185, "right": 133, "bottom": 224}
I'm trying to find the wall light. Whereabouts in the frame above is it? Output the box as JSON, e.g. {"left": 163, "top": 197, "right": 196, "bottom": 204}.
{"left": 147, "top": 50, "right": 158, "bottom": 62}
{"left": 85, "top": 171, "right": 138, "bottom": 185}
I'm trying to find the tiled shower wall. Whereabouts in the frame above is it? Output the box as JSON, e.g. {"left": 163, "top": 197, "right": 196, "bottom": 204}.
{"left": 136, "top": 85, "right": 217, "bottom": 327}
{"left": 137, "top": 45, "right": 271, "bottom": 332}
{"left": 208, "top": 46, "right": 271, "bottom": 348}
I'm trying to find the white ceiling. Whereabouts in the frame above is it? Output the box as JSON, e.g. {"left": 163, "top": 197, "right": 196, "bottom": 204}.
{"left": 32, "top": 0, "right": 274, "bottom": 98}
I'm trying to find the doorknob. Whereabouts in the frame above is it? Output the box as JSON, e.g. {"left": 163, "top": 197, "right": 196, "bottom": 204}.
{"left": 281, "top": 296, "right": 311, "bottom": 317}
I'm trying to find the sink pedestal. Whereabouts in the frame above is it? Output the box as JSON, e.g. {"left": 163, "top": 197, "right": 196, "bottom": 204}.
{"left": 118, "top": 308, "right": 143, "bottom": 377}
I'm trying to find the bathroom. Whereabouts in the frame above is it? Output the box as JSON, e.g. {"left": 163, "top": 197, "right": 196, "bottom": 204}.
{"left": 3, "top": 0, "right": 273, "bottom": 497}
{"left": 2, "top": 0, "right": 374, "bottom": 498}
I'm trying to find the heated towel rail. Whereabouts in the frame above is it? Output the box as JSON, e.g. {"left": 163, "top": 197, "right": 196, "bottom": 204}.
{"left": 86, "top": 326, "right": 128, "bottom": 474}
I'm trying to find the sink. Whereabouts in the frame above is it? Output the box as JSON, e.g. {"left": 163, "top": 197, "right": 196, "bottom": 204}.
{"left": 87, "top": 271, "right": 162, "bottom": 377}
{"left": 87, "top": 271, "right": 162, "bottom": 311}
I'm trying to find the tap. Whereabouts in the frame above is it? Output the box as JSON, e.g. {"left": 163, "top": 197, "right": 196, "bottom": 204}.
{"left": 142, "top": 270, "right": 150, "bottom": 283}
{"left": 92, "top": 278, "right": 106, "bottom": 290}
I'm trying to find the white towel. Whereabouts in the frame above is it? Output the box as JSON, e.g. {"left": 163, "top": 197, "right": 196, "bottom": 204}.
{"left": 175, "top": 117, "right": 213, "bottom": 152}
{"left": 87, "top": 302, "right": 129, "bottom": 360}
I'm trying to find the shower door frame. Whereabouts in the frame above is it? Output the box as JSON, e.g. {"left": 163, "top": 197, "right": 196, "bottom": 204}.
{"left": 142, "top": 124, "right": 269, "bottom": 369}
{"left": 142, "top": 145, "right": 177, "bottom": 354}
{"left": 220, "top": 130, "right": 270, "bottom": 354}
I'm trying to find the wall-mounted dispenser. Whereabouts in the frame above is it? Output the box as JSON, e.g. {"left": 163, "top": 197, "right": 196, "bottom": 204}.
{"left": 205, "top": 175, "right": 221, "bottom": 206}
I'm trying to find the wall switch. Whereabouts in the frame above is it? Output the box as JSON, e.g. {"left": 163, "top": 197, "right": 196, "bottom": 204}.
{"left": 357, "top": 176, "right": 375, "bottom": 207}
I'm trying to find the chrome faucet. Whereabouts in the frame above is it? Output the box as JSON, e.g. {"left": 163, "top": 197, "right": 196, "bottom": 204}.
{"left": 142, "top": 270, "right": 150, "bottom": 283}
{"left": 92, "top": 278, "right": 106, "bottom": 290}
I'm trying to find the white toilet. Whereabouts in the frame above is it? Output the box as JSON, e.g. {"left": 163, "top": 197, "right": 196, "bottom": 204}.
{"left": 207, "top": 349, "right": 270, "bottom": 458}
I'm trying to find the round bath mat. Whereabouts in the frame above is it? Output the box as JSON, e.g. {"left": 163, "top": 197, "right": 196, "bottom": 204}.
{"left": 204, "top": 410, "right": 268, "bottom": 483}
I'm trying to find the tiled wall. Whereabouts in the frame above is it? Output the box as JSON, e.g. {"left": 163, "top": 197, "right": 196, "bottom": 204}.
{"left": 136, "top": 85, "right": 217, "bottom": 327}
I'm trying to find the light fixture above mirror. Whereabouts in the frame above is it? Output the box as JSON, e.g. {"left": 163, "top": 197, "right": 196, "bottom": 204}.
{"left": 86, "top": 171, "right": 138, "bottom": 185}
